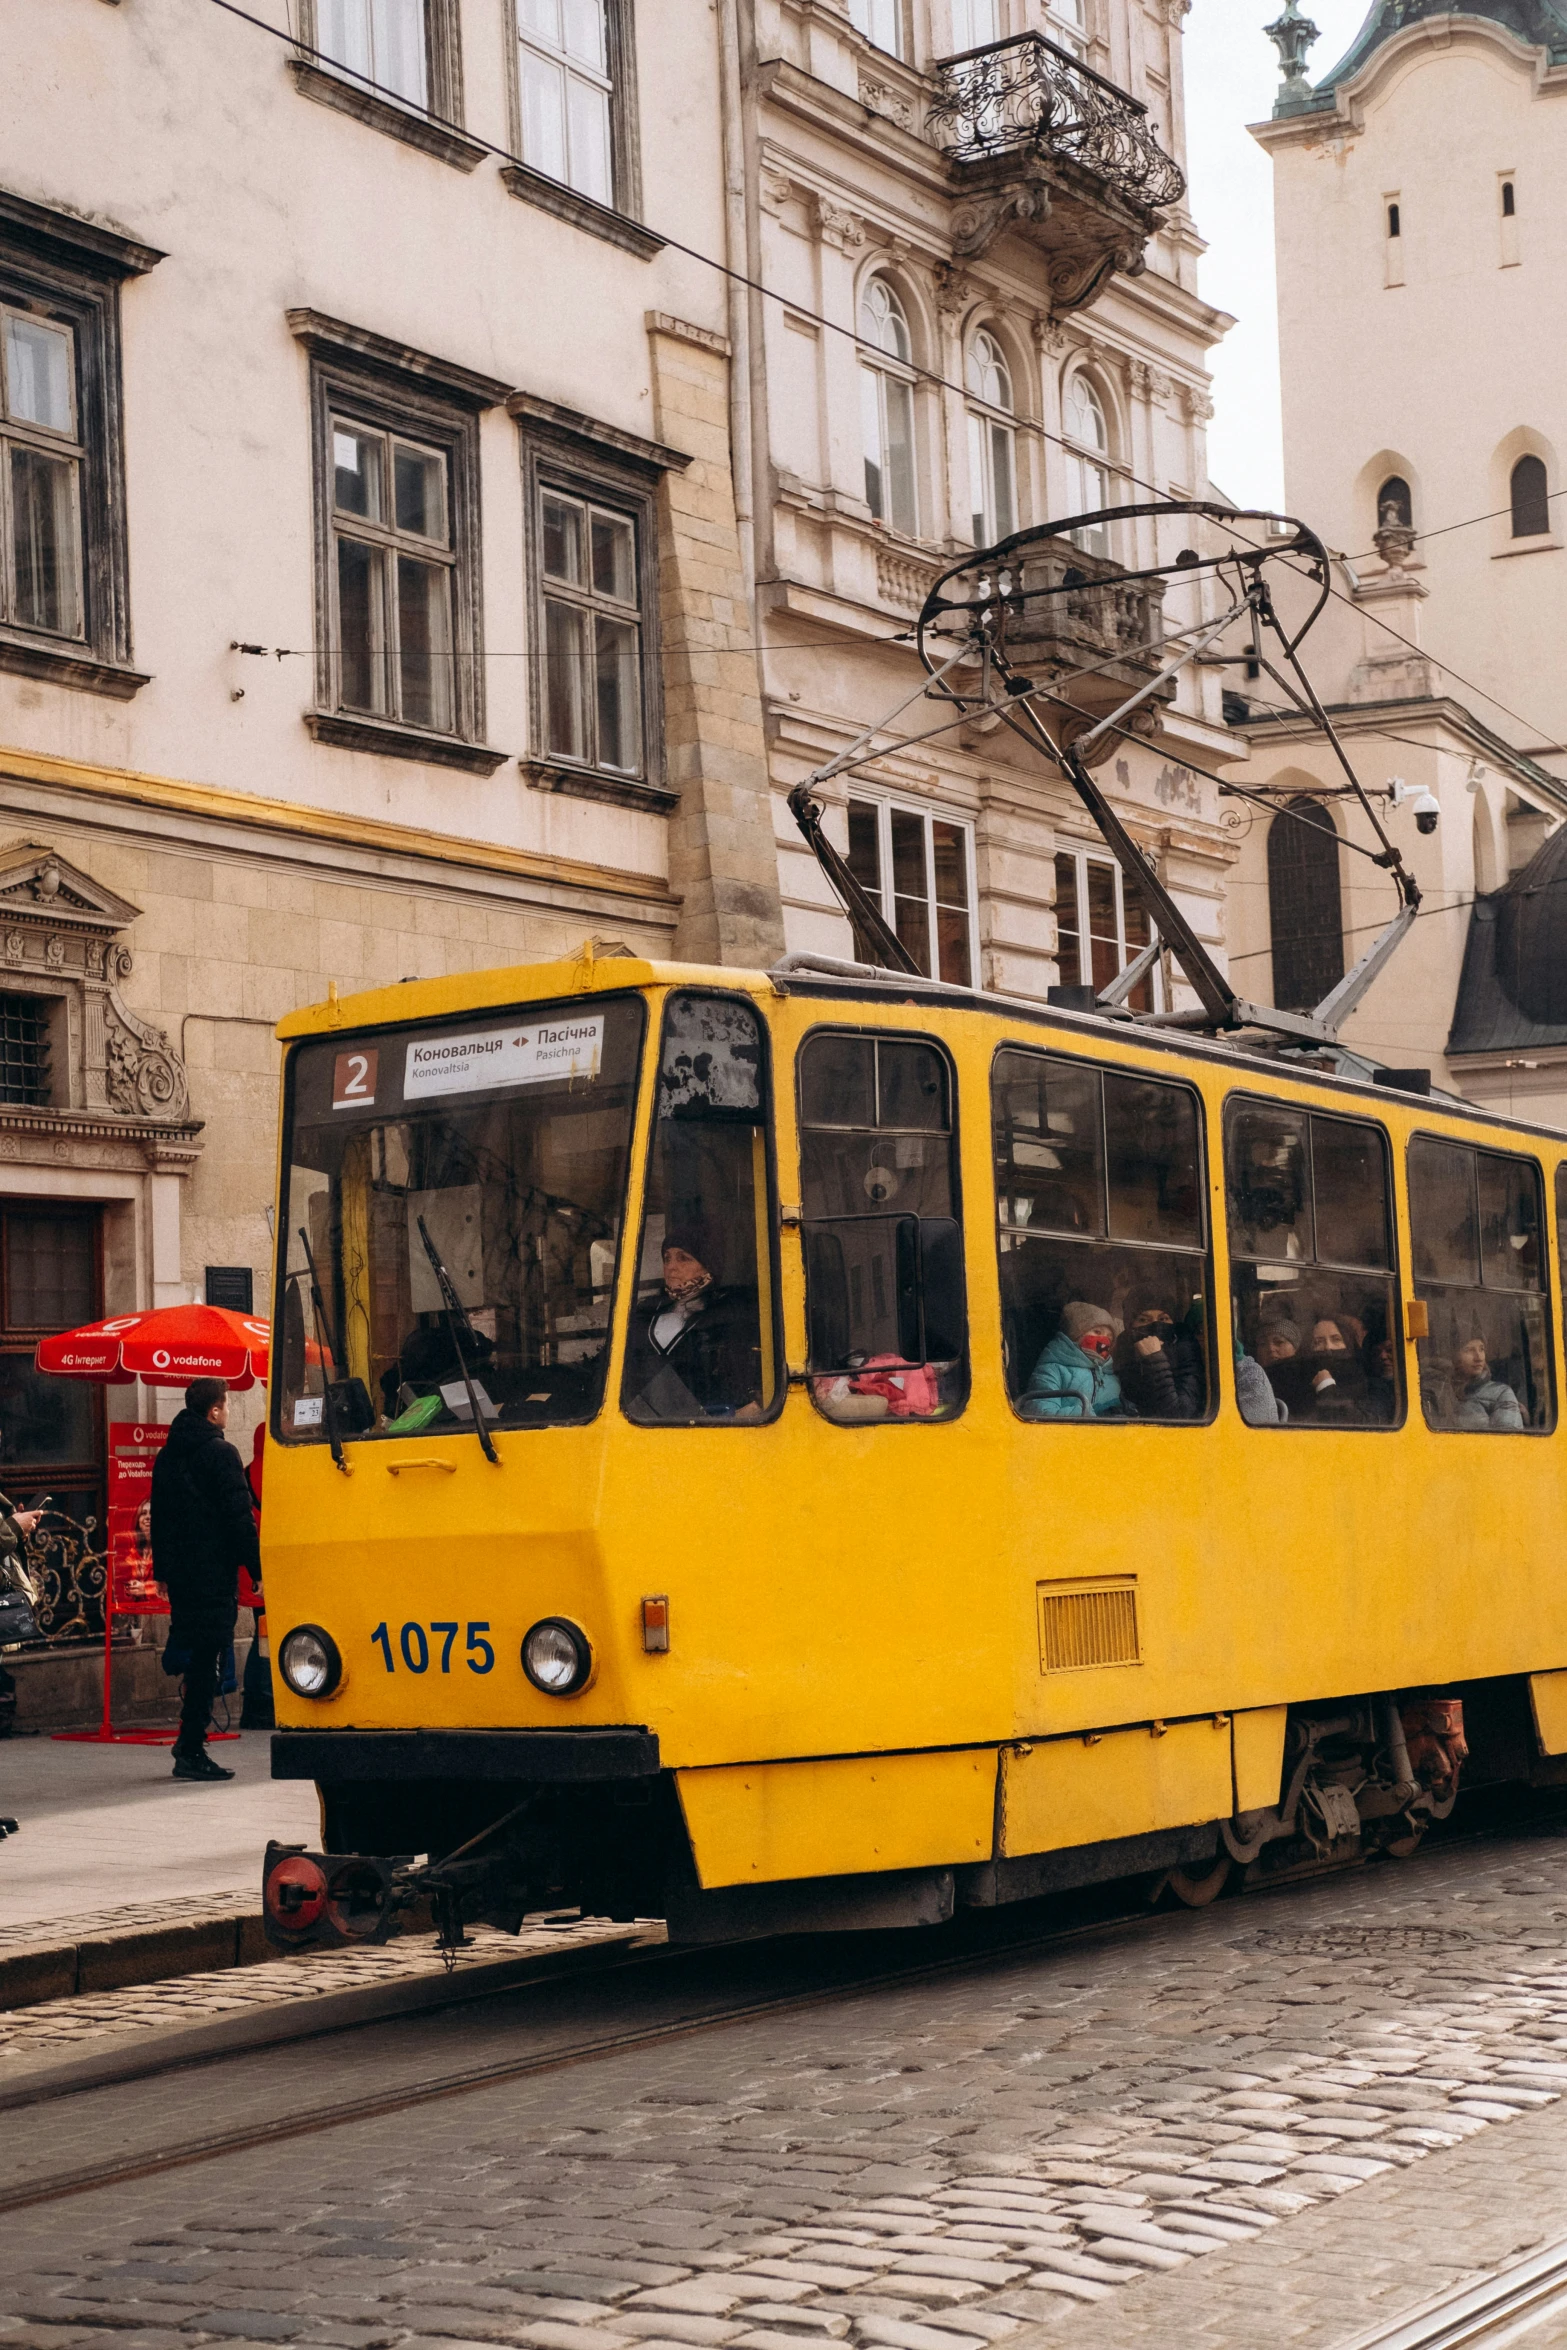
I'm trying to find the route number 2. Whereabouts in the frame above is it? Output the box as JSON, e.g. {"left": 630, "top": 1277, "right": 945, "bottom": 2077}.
{"left": 372, "top": 1620, "right": 494, "bottom": 1674}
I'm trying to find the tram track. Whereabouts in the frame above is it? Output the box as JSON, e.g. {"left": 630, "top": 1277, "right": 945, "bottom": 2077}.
{"left": 0, "top": 1890, "right": 1165, "bottom": 2214}
{"left": 1334, "top": 2231, "right": 1567, "bottom": 2349}
{"left": 10, "top": 1783, "right": 1567, "bottom": 2220}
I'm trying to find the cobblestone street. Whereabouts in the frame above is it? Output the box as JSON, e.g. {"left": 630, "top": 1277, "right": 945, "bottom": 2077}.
{"left": 5, "top": 1812, "right": 1567, "bottom": 2349}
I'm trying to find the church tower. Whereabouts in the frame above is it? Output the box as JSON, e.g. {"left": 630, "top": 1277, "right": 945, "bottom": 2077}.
{"left": 1256, "top": 0, "right": 1567, "bottom": 778}
{"left": 1219, "top": 0, "right": 1567, "bottom": 1117}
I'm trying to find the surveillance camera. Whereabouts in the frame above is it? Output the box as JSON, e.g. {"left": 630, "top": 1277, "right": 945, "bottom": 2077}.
{"left": 1412, "top": 789, "right": 1440, "bottom": 834}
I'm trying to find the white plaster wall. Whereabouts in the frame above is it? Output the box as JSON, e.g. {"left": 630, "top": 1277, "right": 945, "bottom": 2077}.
{"left": 1264, "top": 25, "right": 1567, "bottom": 768}
{"left": 1, "top": 0, "right": 733, "bottom": 874}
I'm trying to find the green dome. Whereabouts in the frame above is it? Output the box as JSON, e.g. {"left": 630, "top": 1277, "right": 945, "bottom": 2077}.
{"left": 1276, "top": 0, "right": 1567, "bottom": 118}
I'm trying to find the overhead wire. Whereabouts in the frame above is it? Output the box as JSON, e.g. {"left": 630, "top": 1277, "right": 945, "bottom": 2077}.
{"left": 207, "top": 0, "right": 1567, "bottom": 785}
{"left": 202, "top": 0, "right": 1209, "bottom": 493}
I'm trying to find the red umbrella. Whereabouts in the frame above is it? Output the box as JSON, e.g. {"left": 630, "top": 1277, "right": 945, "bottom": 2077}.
{"left": 35, "top": 1303, "right": 272, "bottom": 1390}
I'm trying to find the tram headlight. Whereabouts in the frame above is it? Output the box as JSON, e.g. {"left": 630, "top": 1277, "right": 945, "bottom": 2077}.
{"left": 521, "top": 1617, "right": 592, "bottom": 1695}
{"left": 279, "top": 1624, "right": 343, "bottom": 1700}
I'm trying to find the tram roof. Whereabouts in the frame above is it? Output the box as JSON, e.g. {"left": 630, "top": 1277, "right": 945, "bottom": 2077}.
{"left": 276, "top": 950, "right": 1567, "bottom": 1152}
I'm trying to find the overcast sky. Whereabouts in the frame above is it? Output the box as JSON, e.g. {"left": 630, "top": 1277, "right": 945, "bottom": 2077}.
{"left": 1182, "top": 0, "right": 1371, "bottom": 509}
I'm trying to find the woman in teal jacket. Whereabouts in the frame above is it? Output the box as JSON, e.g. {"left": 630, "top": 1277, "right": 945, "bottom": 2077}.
{"left": 1019, "top": 1300, "right": 1126, "bottom": 1419}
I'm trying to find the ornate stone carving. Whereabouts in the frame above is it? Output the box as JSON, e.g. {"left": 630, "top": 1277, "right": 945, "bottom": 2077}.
{"left": 950, "top": 170, "right": 1052, "bottom": 262}
{"left": 105, "top": 993, "right": 190, "bottom": 1121}
{"left": 1181, "top": 384, "right": 1215, "bottom": 424}
{"left": 1128, "top": 359, "right": 1176, "bottom": 405}
{"left": 0, "top": 841, "right": 197, "bottom": 1138}
{"left": 815, "top": 196, "right": 866, "bottom": 252}
{"left": 934, "top": 263, "right": 980, "bottom": 323}
{"left": 858, "top": 73, "right": 915, "bottom": 132}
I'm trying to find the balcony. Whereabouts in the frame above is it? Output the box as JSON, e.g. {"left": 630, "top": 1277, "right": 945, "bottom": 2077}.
{"left": 926, "top": 35, "right": 1185, "bottom": 307}
{"left": 995, "top": 540, "right": 1173, "bottom": 760}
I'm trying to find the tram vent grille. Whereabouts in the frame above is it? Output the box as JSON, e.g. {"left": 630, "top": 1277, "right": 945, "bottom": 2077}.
{"left": 1038, "top": 1577, "right": 1140, "bottom": 1671}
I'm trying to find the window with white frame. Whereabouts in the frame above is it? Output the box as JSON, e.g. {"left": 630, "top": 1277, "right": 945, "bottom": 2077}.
{"left": 537, "top": 480, "right": 645, "bottom": 779}
{"left": 950, "top": 0, "right": 1000, "bottom": 48}
{"left": 1054, "top": 847, "right": 1158, "bottom": 1010}
{"left": 1044, "top": 0, "right": 1088, "bottom": 57}
{"left": 329, "top": 414, "right": 458, "bottom": 733}
{"left": 850, "top": 0, "right": 909, "bottom": 58}
{"left": 860, "top": 278, "right": 918, "bottom": 536}
{"left": 847, "top": 798, "right": 976, "bottom": 986}
{"left": 315, "top": 0, "right": 430, "bottom": 105}
{"left": 518, "top": 0, "right": 613, "bottom": 204}
{"left": 1064, "top": 373, "right": 1111, "bottom": 556}
{"left": 966, "top": 327, "right": 1017, "bottom": 545}
{"left": 1, "top": 305, "right": 83, "bottom": 642}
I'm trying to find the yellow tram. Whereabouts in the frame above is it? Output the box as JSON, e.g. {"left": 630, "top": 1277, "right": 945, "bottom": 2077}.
{"left": 260, "top": 944, "right": 1567, "bottom": 1946}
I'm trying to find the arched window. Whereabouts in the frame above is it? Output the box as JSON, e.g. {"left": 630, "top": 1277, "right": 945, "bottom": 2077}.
{"left": 1376, "top": 475, "right": 1413, "bottom": 531}
{"left": 1511, "top": 453, "right": 1550, "bottom": 539}
{"left": 859, "top": 278, "right": 917, "bottom": 534}
{"left": 1064, "top": 374, "right": 1111, "bottom": 556}
{"left": 1268, "top": 797, "right": 1345, "bottom": 1012}
{"left": 966, "top": 328, "right": 1016, "bottom": 545}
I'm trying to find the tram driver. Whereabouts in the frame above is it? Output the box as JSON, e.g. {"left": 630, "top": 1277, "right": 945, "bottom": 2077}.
{"left": 623, "top": 1222, "right": 764, "bottom": 1423}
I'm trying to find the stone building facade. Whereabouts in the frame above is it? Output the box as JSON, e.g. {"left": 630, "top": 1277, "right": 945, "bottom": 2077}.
{"left": 0, "top": 0, "right": 773, "bottom": 1536}
{"left": 737, "top": 0, "right": 1238, "bottom": 1004}
{"left": 1, "top": 0, "right": 1232, "bottom": 1565}
{"left": 1226, "top": 0, "right": 1567, "bottom": 1119}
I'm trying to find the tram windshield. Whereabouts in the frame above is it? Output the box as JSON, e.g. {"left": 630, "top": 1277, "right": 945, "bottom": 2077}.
{"left": 276, "top": 995, "right": 644, "bottom": 1441}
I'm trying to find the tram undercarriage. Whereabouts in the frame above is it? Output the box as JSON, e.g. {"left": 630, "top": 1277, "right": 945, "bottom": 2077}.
{"left": 261, "top": 1673, "right": 1567, "bottom": 1954}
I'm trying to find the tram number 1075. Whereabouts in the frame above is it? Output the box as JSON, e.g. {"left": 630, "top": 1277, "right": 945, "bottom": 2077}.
{"left": 371, "top": 1620, "right": 496, "bottom": 1674}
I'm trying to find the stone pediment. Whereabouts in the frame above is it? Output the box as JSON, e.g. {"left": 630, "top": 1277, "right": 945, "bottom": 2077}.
{"left": 0, "top": 842, "right": 141, "bottom": 933}
{"left": 0, "top": 840, "right": 194, "bottom": 1133}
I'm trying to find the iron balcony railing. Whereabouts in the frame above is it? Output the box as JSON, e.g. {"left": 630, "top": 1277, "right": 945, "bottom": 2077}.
{"left": 927, "top": 32, "right": 1186, "bottom": 214}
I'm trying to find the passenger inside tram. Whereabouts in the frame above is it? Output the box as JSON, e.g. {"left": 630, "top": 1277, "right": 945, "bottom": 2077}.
{"left": 992, "top": 1048, "right": 1212, "bottom": 1423}
{"left": 1409, "top": 1135, "right": 1550, "bottom": 1432}
{"left": 1018, "top": 1299, "right": 1125, "bottom": 1419}
{"left": 1446, "top": 1333, "right": 1524, "bottom": 1432}
{"left": 1114, "top": 1292, "right": 1205, "bottom": 1419}
{"left": 1226, "top": 1103, "right": 1400, "bottom": 1431}
{"left": 800, "top": 1031, "right": 969, "bottom": 1424}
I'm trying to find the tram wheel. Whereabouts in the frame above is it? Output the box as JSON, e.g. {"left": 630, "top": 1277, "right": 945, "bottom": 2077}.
{"left": 1165, "top": 1854, "right": 1233, "bottom": 1907}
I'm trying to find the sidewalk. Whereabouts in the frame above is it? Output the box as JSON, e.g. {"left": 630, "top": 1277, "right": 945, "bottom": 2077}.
{"left": 0, "top": 1725, "right": 317, "bottom": 1937}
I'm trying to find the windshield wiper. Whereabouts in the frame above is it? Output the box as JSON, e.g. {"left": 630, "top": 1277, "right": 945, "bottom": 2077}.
{"left": 296, "top": 1231, "right": 350, "bottom": 1476}
{"left": 416, "top": 1214, "right": 501, "bottom": 1466}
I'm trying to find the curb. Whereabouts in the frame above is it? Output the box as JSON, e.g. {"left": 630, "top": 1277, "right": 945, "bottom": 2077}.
{"left": 0, "top": 1928, "right": 660, "bottom": 2111}
{"left": 0, "top": 1912, "right": 271, "bottom": 2011}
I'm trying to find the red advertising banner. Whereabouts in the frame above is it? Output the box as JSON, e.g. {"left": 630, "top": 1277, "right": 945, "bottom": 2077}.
{"left": 108, "top": 1419, "right": 168, "bottom": 1615}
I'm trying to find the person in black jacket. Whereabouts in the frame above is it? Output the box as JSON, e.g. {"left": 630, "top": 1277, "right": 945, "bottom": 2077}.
{"left": 622, "top": 1223, "right": 763, "bottom": 1422}
{"left": 1115, "top": 1292, "right": 1206, "bottom": 1420}
{"left": 150, "top": 1377, "right": 261, "bottom": 1781}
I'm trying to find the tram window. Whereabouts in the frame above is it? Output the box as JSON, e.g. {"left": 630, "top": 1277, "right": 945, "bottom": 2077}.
{"left": 799, "top": 1031, "right": 967, "bottom": 1424}
{"left": 622, "top": 993, "right": 780, "bottom": 1426}
{"left": 1225, "top": 1102, "right": 1399, "bottom": 1429}
{"left": 1407, "top": 1136, "right": 1551, "bottom": 1433}
{"left": 993, "top": 1050, "right": 1211, "bottom": 1424}
{"left": 275, "top": 994, "right": 645, "bottom": 1442}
